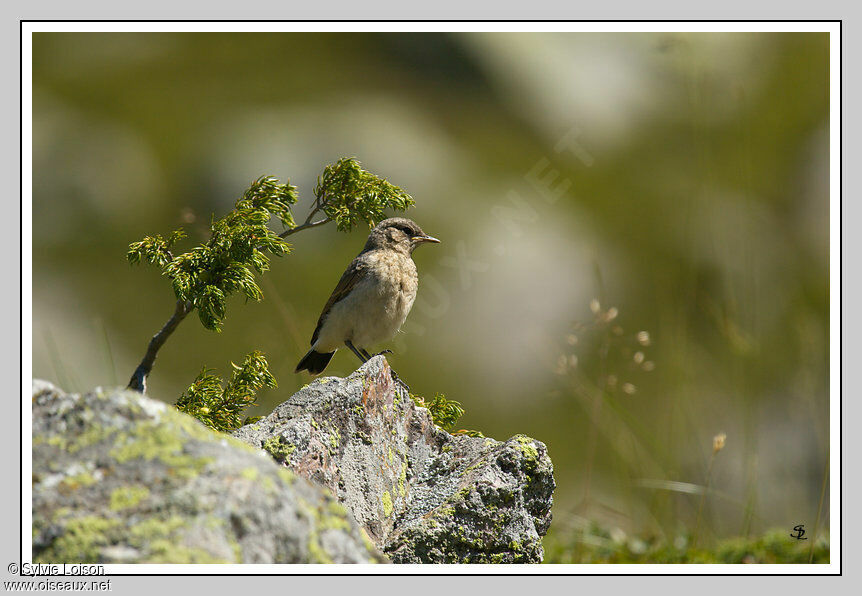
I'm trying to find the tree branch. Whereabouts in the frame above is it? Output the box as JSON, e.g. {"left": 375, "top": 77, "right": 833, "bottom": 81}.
{"left": 279, "top": 191, "right": 332, "bottom": 239}
{"left": 127, "top": 299, "right": 192, "bottom": 393}
{"left": 278, "top": 217, "right": 332, "bottom": 238}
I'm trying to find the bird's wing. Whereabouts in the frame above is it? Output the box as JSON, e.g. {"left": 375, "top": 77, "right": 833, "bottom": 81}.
{"left": 311, "top": 257, "right": 369, "bottom": 346}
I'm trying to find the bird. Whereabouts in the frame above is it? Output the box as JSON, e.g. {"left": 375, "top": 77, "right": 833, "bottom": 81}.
{"left": 295, "top": 217, "right": 440, "bottom": 376}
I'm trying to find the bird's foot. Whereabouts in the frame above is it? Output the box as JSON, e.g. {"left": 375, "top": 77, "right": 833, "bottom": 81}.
{"left": 390, "top": 369, "right": 410, "bottom": 394}
{"left": 376, "top": 349, "right": 393, "bottom": 356}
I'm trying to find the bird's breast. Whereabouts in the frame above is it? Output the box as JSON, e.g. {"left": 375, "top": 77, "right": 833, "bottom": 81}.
{"left": 354, "top": 252, "right": 417, "bottom": 347}
{"left": 314, "top": 251, "right": 419, "bottom": 352}
{"left": 374, "top": 252, "right": 418, "bottom": 315}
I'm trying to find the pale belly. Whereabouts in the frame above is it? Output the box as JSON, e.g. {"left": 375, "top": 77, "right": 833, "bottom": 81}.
{"left": 314, "top": 258, "right": 418, "bottom": 352}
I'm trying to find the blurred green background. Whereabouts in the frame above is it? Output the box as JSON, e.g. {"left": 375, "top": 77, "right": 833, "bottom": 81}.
{"left": 31, "top": 32, "right": 829, "bottom": 551}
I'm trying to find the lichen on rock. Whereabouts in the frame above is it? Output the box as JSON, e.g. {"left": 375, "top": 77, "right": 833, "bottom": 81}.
{"left": 31, "top": 380, "right": 385, "bottom": 564}
{"left": 32, "top": 355, "right": 554, "bottom": 565}
{"left": 234, "top": 356, "right": 555, "bottom": 563}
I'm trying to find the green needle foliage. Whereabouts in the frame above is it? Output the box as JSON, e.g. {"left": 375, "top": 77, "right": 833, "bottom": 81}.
{"left": 410, "top": 392, "right": 466, "bottom": 432}
{"left": 315, "top": 157, "right": 415, "bottom": 232}
{"left": 128, "top": 176, "right": 298, "bottom": 331}
{"left": 126, "top": 229, "right": 188, "bottom": 268}
{"left": 175, "top": 351, "right": 276, "bottom": 433}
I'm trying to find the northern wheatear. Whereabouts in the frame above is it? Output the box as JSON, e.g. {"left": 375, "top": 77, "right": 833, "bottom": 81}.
{"left": 295, "top": 218, "right": 440, "bottom": 375}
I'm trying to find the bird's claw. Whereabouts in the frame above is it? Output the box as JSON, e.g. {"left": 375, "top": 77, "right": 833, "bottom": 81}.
{"left": 390, "top": 369, "right": 410, "bottom": 394}
{"left": 376, "top": 349, "right": 393, "bottom": 356}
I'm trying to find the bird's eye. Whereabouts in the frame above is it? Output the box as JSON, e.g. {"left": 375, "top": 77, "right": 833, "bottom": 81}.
{"left": 397, "top": 225, "right": 413, "bottom": 236}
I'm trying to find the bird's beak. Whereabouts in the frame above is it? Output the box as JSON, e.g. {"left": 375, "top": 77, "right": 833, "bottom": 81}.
{"left": 415, "top": 235, "right": 441, "bottom": 244}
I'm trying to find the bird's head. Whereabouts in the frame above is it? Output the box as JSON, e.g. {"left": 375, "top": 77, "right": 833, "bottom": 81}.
{"left": 364, "top": 217, "right": 440, "bottom": 255}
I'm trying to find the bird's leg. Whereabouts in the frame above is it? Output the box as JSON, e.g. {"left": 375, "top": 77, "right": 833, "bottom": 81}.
{"left": 345, "top": 340, "right": 368, "bottom": 364}
{"left": 390, "top": 369, "right": 410, "bottom": 394}
{"left": 365, "top": 347, "right": 406, "bottom": 390}
{"left": 360, "top": 347, "right": 394, "bottom": 359}
{"left": 390, "top": 368, "right": 409, "bottom": 389}
{"left": 347, "top": 341, "right": 408, "bottom": 393}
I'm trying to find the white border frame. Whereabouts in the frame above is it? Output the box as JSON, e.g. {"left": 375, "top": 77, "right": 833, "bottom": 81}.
{"left": 21, "top": 20, "right": 841, "bottom": 576}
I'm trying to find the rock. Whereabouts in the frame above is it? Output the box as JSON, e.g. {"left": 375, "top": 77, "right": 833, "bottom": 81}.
{"left": 233, "top": 356, "right": 555, "bottom": 563}
{"left": 31, "top": 380, "right": 386, "bottom": 564}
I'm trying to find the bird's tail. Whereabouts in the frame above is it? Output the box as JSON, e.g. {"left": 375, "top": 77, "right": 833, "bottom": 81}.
{"left": 295, "top": 349, "right": 335, "bottom": 375}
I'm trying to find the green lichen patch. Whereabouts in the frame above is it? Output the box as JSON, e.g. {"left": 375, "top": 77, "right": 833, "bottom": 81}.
{"left": 294, "top": 498, "right": 344, "bottom": 564}
{"left": 109, "top": 485, "right": 150, "bottom": 511}
{"left": 59, "top": 471, "right": 98, "bottom": 491}
{"left": 453, "top": 486, "right": 472, "bottom": 502}
{"left": 381, "top": 491, "right": 394, "bottom": 518}
{"left": 306, "top": 529, "right": 334, "bottom": 564}
{"left": 262, "top": 436, "right": 296, "bottom": 464}
{"left": 61, "top": 426, "right": 116, "bottom": 454}
{"left": 125, "top": 515, "right": 232, "bottom": 562}
{"left": 109, "top": 421, "right": 211, "bottom": 479}
{"left": 129, "top": 516, "right": 186, "bottom": 544}
{"left": 36, "top": 516, "right": 120, "bottom": 563}
{"left": 398, "top": 461, "right": 408, "bottom": 497}
{"left": 145, "top": 540, "right": 231, "bottom": 564}
{"left": 358, "top": 529, "right": 379, "bottom": 560}
{"left": 240, "top": 467, "right": 259, "bottom": 482}
{"left": 316, "top": 500, "right": 352, "bottom": 532}
{"left": 276, "top": 467, "right": 297, "bottom": 486}
{"left": 260, "top": 475, "right": 277, "bottom": 495}
{"left": 513, "top": 435, "right": 539, "bottom": 462}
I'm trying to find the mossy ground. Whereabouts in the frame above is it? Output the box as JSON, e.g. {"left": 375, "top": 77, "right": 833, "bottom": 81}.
{"left": 542, "top": 524, "right": 830, "bottom": 564}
